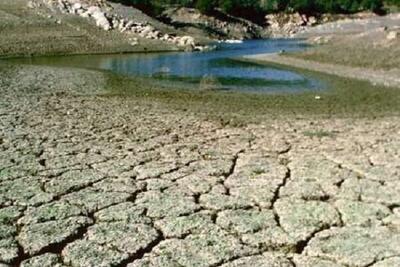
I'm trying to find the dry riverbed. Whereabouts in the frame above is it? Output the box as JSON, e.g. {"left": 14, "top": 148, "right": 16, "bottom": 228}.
{"left": 1, "top": 61, "right": 400, "bottom": 267}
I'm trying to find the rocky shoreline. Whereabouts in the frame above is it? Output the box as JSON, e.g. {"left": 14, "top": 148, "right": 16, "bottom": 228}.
{"left": 30, "top": 0, "right": 207, "bottom": 51}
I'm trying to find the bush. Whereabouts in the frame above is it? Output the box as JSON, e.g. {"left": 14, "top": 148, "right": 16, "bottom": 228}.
{"left": 196, "top": 0, "right": 216, "bottom": 13}
{"left": 110, "top": 0, "right": 390, "bottom": 19}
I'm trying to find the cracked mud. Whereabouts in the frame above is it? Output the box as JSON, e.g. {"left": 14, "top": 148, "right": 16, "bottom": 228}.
{"left": 1, "top": 64, "right": 400, "bottom": 267}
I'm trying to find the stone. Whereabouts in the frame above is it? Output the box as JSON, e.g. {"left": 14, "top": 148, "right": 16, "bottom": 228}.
{"left": 387, "top": 31, "right": 398, "bottom": 40}
{"left": 91, "top": 11, "right": 111, "bottom": 31}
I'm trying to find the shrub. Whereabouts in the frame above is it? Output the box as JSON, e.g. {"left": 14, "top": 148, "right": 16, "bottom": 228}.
{"left": 196, "top": 0, "right": 216, "bottom": 13}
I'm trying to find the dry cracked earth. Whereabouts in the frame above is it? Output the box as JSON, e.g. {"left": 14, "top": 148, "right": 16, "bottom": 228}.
{"left": 1, "top": 64, "right": 400, "bottom": 267}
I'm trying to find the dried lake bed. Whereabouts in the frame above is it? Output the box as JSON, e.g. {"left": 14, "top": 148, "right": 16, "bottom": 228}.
{"left": 0, "top": 60, "right": 400, "bottom": 267}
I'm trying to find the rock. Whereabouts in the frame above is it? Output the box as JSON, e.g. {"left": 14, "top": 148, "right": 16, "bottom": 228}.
{"left": 129, "top": 37, "right": 139, "bottom": 46}
{"left": 71, "top": 3, "right": 82, "bottom": 13}
{"left": 387, "top": 31, "right": 398, "bottom": 40}
{"left": 178, "top": 36, "right": 195, "bottom": 47}
{"left": 27, "top": 1, "right": 37, "bottom": 9}
{"left": 87, "top": 6, "right": 101, "bottom": 15}
{"left": 91, "top": 11, "right": 111, "bottom": 31}
{"left": 308, "top": 16, "right": 317, "bottom": 26}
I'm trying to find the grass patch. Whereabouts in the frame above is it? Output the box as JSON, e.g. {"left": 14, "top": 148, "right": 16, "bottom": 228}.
{"left": 303, "top": 130, "right": 336, "bottom": 138}
{"left": 252, "top": 168, "right": 266, "bottom": 175}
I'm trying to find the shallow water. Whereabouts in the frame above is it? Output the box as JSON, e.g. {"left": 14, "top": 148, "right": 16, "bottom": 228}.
{"left": 9, "top": 39, "right": 325, "bottom": 93}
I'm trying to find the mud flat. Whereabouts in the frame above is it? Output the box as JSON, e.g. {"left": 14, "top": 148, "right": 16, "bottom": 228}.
{"left": 1, "top": 2, "right": 400, "bottom": 265}
{"left": 1, "top": 61, "right": 400, "bottom": 267}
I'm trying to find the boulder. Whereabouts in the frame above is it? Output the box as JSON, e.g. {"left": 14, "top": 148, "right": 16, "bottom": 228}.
{"left": 91, "top": 11, "right": 111, "bottom": 31}
{"left": 178, "top": 36, "right": 195, "bottom": 47}
{"left": 71, "top": 3, "right": 82, "bottom": 13}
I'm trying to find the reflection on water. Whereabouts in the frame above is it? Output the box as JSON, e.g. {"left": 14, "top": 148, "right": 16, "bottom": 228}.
{"left": 9, "top": 39, "right": 325, "bottom": 93}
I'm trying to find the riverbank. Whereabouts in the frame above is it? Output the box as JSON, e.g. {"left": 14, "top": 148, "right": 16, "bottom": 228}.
{"left": 243, "top": 12, "right": 400, "bottom": 88}
{"left": 243, "top": 53, "right": 400, "bottom": 88}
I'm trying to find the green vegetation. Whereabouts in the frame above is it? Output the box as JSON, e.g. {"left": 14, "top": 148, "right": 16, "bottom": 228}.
{"left": 110, "top": 0, "right": 398, "bottom": 21}
{"left": 303, "top": 129, "right": 336, "bottom": 138}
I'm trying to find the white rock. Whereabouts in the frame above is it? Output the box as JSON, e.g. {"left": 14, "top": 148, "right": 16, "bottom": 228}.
{"left": 79, "top": 11, "right": 90, "bottom": 17}
{"left": 27, "top": 1, "right": 36, "bottom": 9}
{"left": 387, "top": 31, "right": 398, "bottom": 40}
{"left": 92, "top": 11, "right": 111, "bottom": 31}
{"left": 178, "top": 36, "right": 195, "bottom": 47}
{"left": 72, "top": 3, "right": 81, "bottom": 11}
{"left": 129, "top": 37, "right": 139, "bottom": 46}
{"left": 87, "top": 6, "right": 101, "bottom": 15}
